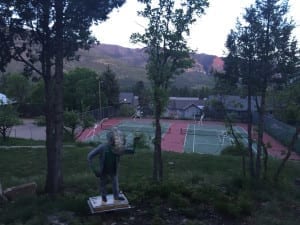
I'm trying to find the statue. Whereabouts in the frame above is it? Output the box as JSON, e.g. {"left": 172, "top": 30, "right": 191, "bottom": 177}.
{"left": 87, "top": 128, "right": 139, "bottom": 205}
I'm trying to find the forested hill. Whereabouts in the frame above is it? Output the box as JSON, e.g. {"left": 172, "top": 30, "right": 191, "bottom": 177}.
{"left": 5, "top": 44, "right": 224, "bottom": 89}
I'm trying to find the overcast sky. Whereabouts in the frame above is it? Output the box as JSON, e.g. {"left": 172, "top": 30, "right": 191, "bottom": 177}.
{"left": 91, "top": 0, "right": 300, "bottom": 56}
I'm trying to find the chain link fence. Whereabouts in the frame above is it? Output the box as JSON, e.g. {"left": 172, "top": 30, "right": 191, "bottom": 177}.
{"left": 253, "top": 113, "right": 300, "bottom": 153}
{"left": 79, "top": 106, "right": 118, "bottom": 121}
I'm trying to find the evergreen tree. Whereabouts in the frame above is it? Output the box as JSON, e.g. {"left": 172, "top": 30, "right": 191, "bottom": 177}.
{"left": 225, "top": 0, "right": 299, "bottom": 178}
{"left": 100, "top": 66, "right": 120, "bottom": 107}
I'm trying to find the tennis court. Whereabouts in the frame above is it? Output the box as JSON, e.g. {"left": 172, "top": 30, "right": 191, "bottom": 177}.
{"left": 77, "top": 118, "right": 296, "bottom": 159}
{"left": 183, "top": 124, "right": 252, "bottom": 155}
{"left": 86, "top": 120, "right": 171, "bottom": 146}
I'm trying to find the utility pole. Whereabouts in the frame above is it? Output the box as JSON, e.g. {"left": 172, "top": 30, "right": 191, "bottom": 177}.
{"left": 98, "top": 76, "right": 102, "bottom": 120}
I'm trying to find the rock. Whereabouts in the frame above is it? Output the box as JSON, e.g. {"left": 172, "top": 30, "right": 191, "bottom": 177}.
{"left": 3, "top": 182, "right": 37, "bottom": 201}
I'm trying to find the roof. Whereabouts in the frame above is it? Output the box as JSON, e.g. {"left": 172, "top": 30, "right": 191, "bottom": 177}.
{"left": 208, "top": 95, "right": 261, "bottom": 111}
{"left": 167, "top": 97, "right": 205, "bottom": 110}
{"left": 119, "top": 92, "right": 134, "bottom": 104}
{"left": 0, "top": 93, "right": 8, "bottom": 105}
{"left": 183, "top": 103, "right": 204, "bottom": 111}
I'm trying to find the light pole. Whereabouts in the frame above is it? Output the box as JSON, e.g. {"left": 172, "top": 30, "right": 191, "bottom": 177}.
{"left": 98, "top": 76, "right": 102, "bottom": 120}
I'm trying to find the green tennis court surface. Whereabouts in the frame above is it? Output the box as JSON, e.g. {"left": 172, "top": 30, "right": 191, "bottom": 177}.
{"left": 88, "top": 120, "right": 170, "bottom": 145}
{"left": 183, "top": 124, "right": 251, "bottom": 155}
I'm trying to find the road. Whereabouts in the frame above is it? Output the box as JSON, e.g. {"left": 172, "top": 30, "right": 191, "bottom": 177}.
{"left": 9, "top": 119, "right": 46, "bottom": 141}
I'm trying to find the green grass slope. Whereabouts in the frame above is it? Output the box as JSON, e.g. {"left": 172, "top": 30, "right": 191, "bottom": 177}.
{"left": 0, "top": 143, "right": 300, "bottom": 225}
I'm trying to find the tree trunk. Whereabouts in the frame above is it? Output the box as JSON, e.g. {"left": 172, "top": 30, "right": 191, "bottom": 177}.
{"left": 229, "top": 122, "right": 246, "bottom": 177}
{"left": 262, "top": 142, "right": 269, "bottom": 180}
{"left": 153, "top": 90, "right": 163, "bottom": 182}
{"left": 247, "top": 85, "right": 255, "bottom": 177}
{"left": 45, "top": 76, "right": 63, "bottom": 194}
{"left": 44, "top": 0, "right": 64, "bottom": 194}
{"left": 256, "top": 87, "right": 266, "bottom": 179}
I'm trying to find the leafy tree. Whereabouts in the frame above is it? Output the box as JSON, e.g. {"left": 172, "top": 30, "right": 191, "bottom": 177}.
{"left": 100, "top": 66, "right": 120, "bottom": 107}
{"left": 273, "top": 80, "right": 300, "bottom": 181}
{"left": 225, "top": 0, "right": 299, "bottom": 179}
{"left": 119, "top": 104, "right": 135, "bottom": 117}
{"left": 225, "top": 13, "right": 260, "bottom": 177}
{"left": 271, "top": 79, "right": 300, "bottom": 182}
{"left": 0, "top": 0, "right": 125, "bottom": 194}
{"left": 64, "top": 68, "right": 99, "bottom": 112}
{"left": 30, "top": 81, "right": 45, "bottom": 104}
{"left": 131, "top": 0, "right": 209, "bottom": 182}
{"left": 272, "top": 82, "right": 300, "bottom": 125}
{"left": 4, "top": 73, "right": 30, "bottom": 105}
{"left": 63, "top": 110, "right": 80, "bottom": 139}
{"left": 133, "top": 80, "right": 151, "bottom": 111}
{"left": 63, "top": 110, "right": 95, "bottom": 140}
{"left": 0, "top": 105, "right": 20, "bottom": 141}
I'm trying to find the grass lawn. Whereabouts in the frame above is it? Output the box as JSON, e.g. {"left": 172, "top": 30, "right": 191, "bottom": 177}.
{"left": 0, "top": 137, "right": 46, "bottom": 146}
{"left": 0, "top": 141, "right": 300, "bottom": 225}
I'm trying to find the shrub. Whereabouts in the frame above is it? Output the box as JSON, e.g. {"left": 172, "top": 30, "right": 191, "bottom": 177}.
{"left": 169, "top": 192, "right": 190, "bottom": 208}
{"left": 221, "top": 144, "right": 248, "bottom": 156}
{"left": 119, "top": 104, "right": 135, "bottom": 117}
{"left": 35, "top": 116, "right": 45, "bottom": 126}
{"left": 151, "top": 215, "right": 164, "bottom": 225}
{"left": 0, "top": 105, "right": 20, "bottom": 141}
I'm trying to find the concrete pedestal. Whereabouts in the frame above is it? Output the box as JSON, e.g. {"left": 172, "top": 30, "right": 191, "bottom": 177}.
{"left": 88, "top": 193, "right": 131, "bottom": 213}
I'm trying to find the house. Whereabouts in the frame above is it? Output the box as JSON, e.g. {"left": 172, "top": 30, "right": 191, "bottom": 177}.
{"left": 164, "top": 97, "right": 205, "bottom": 119}
{"left": 208, "top": 95, "right": 261, "bottom": 111}
{"left": 119, "top": 92, "right": 134, "bottom": 105}
{"left": 119, "top": 92, "right": 139, "bottom": 107}
{"left": 0, "top": 93, "right": 11, "bottom": 105}
{"left": 207, "top": 95, "right": 262, "bottom": 121}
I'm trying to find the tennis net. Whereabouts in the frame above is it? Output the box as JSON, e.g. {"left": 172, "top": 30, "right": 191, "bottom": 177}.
{"left": 118, "top": 125, "right": 154, "bottom": 133}
{"left": 181, "top": 128, "right": 225, "bottom": 136}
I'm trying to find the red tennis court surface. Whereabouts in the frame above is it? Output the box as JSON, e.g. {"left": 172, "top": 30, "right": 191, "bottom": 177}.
{"left": 77, "top": 118, "right": 300, "bottom": 161}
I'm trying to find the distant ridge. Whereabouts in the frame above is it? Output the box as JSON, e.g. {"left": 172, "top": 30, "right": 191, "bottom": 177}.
{"left": 4, "top": 44, "right": 224, "bottom": 89}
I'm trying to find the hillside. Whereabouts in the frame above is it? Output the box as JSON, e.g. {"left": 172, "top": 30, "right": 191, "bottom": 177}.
{"left": 4, "top": 44, "right": 224, "bottom": 89}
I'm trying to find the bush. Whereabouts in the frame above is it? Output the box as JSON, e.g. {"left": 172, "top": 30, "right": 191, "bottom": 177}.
{"left": 0, "top": 105, "right": 20, "bottom": 141}
{"left": 169, "top": 192, "right": 190, "bottom": 208}
{"left": 119, "top": 104, "right": 135, "bottom": 117}
{"left": 221, "top": 144, "right": 248, "bottom": 156}
{"left": 35, "top": 116, "right": 45, "bottom": 126}
{"left": 134, "top": 132, "right": 151, "bottom": 149}
{"left": 214, "top": 193, "right": 253, "bottom": 218}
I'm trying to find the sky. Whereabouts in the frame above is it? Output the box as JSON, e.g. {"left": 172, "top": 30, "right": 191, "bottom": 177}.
{"left": 91, "top": 0, "right": 300, "bottom": 56}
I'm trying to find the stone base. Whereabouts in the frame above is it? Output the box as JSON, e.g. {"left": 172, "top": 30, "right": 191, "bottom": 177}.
{"left": 87, "top": 193, "right": 131, "bottom": 214}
